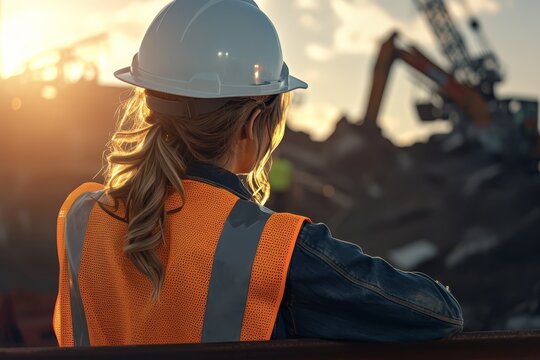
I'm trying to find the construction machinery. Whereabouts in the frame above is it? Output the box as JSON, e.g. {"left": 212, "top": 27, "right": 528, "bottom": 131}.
{"left": 364, "top": 0, "right": 539, "bottom": 162}
{"left": 11, "top": 33, "right": 108, "bottom": 85}
{"left": 275, "top": 0, "right": 540, "bottom": 333}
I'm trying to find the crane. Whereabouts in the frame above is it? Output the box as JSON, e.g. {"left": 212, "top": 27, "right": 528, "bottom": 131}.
{"left": 12, "top": 33, "right": 108, "bottom": 84}
{"left": 413, "top": 0, "right": 502, "bottom": 98}
{"left": 363, "top": 0, "right": 538, "bottom": 162}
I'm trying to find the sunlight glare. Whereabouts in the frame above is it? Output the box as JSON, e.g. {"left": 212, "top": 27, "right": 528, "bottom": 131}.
{"left": 11, "top": 97, "right": 22, "bottom": 111}
{"left": 1, "top": 12, "right": 47, "bottom": 78}
{"left": 41, "top": 85, "right": 58, "bottom": 100}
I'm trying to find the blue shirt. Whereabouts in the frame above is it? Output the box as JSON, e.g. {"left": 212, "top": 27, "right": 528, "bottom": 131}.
{"left": 187, "top": 163, "right": 464, "bottom": 342}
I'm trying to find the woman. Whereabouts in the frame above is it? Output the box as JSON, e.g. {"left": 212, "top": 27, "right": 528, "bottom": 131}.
{"left": 54, "top": 0, "right": 463, "bottom": 346}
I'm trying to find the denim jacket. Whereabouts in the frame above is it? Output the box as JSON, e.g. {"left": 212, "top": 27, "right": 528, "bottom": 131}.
{"left": 187, "top": 163, "right": 464, "bottom": 342}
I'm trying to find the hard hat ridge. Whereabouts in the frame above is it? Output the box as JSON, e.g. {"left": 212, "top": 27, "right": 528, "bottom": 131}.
{"left": 114, "top": 0, "right": 308, "bottom": 98}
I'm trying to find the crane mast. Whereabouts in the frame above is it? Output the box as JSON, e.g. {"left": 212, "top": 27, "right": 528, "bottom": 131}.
{"left": 413, "top": 0, "right": 502, "bottom": 98}
{"left": 413, "top": 0, "right": 474, "bottom": 85}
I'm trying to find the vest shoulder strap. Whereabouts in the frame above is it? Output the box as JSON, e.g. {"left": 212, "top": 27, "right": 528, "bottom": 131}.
{"left": 237, "top": 203, "right": 310, "bottom": 341}
{"left": 175, "top": 192, "right": 310, "bottom": 342}
{"left": 54, "top": 182, "right": 104, "bottom": 346}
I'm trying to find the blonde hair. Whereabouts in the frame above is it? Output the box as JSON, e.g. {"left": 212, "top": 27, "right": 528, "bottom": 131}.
{"left": 101, "top": 88, "right": 290, "bottom": 299}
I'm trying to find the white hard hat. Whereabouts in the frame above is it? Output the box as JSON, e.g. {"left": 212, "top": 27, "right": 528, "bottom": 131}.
{"left": 114, "top": 0, "right": 308, "bottom": 99}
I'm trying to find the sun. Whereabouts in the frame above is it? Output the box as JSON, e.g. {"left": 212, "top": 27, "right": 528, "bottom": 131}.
{"left": 0, "top": 11, "right": 46, "bottom": 78}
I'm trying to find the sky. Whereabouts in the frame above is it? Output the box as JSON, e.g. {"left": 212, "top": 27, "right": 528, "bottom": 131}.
{"left": 1, "top": 0, "right": 539, "bottom": 145}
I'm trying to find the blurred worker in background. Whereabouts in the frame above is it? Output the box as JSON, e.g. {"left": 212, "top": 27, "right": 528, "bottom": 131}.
{"left": 268, "top": 152, "right": 293, "bottom": 210}
{"left": 54, "top": 0, "right": 463, "bottom": 346}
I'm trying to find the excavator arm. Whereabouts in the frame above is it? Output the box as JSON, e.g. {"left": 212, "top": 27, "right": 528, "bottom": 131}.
{"left": 364, "top": 32, "right": 491, "bottom": 128}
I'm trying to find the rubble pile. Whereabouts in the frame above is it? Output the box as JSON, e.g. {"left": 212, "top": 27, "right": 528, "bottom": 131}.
{"left": 274, "top": 118, "right": 540, "bottom": 331}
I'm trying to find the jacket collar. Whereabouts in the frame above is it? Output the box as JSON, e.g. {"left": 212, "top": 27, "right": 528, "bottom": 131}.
{"left": 186, "top": 162, "right": 252, "bottom": 200}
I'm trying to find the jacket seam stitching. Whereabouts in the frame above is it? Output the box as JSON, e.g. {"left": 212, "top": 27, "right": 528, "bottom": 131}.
{"left": 286, "top": 295, "right": 299, "bottom": 336}
{"left": 297, "top": 241, "right": 463, "bottom": 326}
{"left": 283, "top": 265, "right": 299, "bottom": 337}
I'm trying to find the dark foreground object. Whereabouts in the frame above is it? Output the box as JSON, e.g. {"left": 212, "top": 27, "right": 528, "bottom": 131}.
{"left": 0, "top": 331, "right": 538, "bottom": 360}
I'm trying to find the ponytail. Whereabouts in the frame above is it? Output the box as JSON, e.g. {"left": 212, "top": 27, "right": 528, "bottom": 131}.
{"left": 103, "top": 88, "right": 289, "bottom": 299}
{"left": 104, "top": 90, "right": 187, "bottom": 300}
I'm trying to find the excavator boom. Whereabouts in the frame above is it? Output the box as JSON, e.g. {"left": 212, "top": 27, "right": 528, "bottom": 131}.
{"left": 364, "top": 32, "right": 490, "bottom": 127}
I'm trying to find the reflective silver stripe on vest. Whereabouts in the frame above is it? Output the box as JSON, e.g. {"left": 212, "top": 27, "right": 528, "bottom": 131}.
{"left": 202, "top": 199, "right": 272, "bottom": 342}
{"left": 65, "top": 190, "right": 103, "bottom": 346}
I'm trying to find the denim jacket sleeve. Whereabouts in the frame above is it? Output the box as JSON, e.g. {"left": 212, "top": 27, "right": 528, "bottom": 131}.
{"left": 273, "top": 222, "right": 464, "bottom": 342}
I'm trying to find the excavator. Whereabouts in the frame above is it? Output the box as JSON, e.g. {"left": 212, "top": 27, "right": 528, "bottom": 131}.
{"left": 364, "top": 0, "right": 539, "bottom": 162}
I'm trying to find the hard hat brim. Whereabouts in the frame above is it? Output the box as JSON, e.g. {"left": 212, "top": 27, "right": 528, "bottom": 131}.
{"left": 114, "top": 66, "right": 308, "bottom": 99}
{"left": 288, "top": 75, "right": 309, "bottom": 92}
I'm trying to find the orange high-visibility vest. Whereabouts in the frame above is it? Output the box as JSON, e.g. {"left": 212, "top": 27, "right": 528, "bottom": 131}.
{"left": 53, "top": 180, "right": 308, "bottom": 346}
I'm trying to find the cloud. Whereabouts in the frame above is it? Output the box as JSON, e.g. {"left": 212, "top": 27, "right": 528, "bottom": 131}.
{"left": 303, "top": 0, "right": 434, "bottom": 62}
{"left": 109, "top": 0, "right": 168, "bottom": 37}
{"left": 288, "top": 102, "right": 341, "bottom": 141}
{"left": 2, "top": 0, "right": 172, "bottom": 79}
{"left": 299, "top": 13, "right": 319, "bottom": 30}
{"left": 331, "top": 0, "right": 400, "bottom": 54}
{"left": 303, "top": 0, "right": 502, "bottom": 62}
{"left": 306, "top": 43, "right": 334, "bottom": 62}
{"left": 295, "top": 0, "right": 321, "bottom": 11}
{"left": 447, "top": 0, "right": 501, "bottom": 19}
{"left": 96, "top": 0, "right": 170, "bottom": 83}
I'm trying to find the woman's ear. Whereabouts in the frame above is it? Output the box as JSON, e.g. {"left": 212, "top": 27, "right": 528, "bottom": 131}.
{"left": 241, "top": 108, "right": 262, "bottom": 140}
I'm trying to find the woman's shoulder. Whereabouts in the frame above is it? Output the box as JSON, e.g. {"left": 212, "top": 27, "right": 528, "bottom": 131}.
{"left": 58, "top": 182, "right": 105, "bottom": 217}
{"left": 65, "top": 182, "right": 104, "bottom": 199}
{"left": 294, "top": 221, "right": 364, "bottom": 257}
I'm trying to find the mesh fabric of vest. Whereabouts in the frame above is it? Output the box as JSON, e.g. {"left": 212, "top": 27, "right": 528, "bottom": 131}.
{"left": 54, "top": 180, "right": 307, "bottom": 345}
